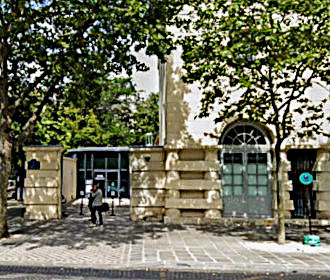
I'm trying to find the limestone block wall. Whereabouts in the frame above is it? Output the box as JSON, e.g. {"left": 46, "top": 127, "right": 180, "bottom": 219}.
{"left": 62, "top": 157, "right": 77, "bottom": 202}
{"left": 130, "top": 148, "right": 166, "bottom": 221}
{"left": 313, "top": 149, "right": 330, "bottom": 219}
{"left": 270, "top": 151, "right": 294, "bottom": 219}
{"left": 24, "top": 146, "right": 63, "bottom": 220}
{"left": 164, "top": 148, "right": 222, "bottom": 224}
{"left": 280, "top": 151, "right": 294, "bottom": 218}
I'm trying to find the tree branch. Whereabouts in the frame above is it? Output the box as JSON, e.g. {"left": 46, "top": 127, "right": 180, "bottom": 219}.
{"left": 281, "top": 67, "right": 317, "bottom": 139}
{"left": 15, "top": 83, "right": 57, "bottom": 146}
{"left": 268, "top": 63, "right": 280, "bottom": 125}
{"left": 278, "top": 63, "right": 305, "bottom": 111}
{"left": 10, "top": 69, "right": 50, "bottom": 115}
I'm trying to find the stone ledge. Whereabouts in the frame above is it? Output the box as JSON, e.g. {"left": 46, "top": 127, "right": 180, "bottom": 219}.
{"left": 130, "top": 152, "right": 165, "bottom": 162}
{"left": 316, "top": 200, "right": 330, "bottom": 211}
{"left": 129, "top": 147, "right": 165, "bottom": 152}
{"left": 130, "top": 192, "right": 165, "bottom": 207}
{"left": 314, "top": 180, "right": 330, "bottom": 191}
{"left": 166, "top": 160, "right": 221, "bottom": 172}
{"left": 166, "top": 179, "right": 221, "bottom": 190}
{"left": 130, "top": 161, "right": 165, "bottom": 171}
{"left": 24, "top": 188, "right": 60, "bottom": 204}
{"left": 25, "top": 170, "right": 60, "bottom": 178}
{"left": 24, "top": 204, "right": 61, "bottom": 220}
{"left": 164, "top": 216, "right": 217, "bottom": 225}
{"left": 165, "top": 198, "right": 222, "bottom": 209}
{"left": 25, "top": 178, "right": 60, "bottom": 188}
{"left": 130, "top": 171, "right": 166, "bottom": 189}
{"left": 131, "top": 206, "right": 164, "bottom": 222}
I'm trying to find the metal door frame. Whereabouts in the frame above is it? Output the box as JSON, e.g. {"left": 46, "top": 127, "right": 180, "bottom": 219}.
{"left": 94, "top": 170, "right": 121, "bottom": 199}
{"left": 220, "top": 144, "right": 273, "bottom": 218}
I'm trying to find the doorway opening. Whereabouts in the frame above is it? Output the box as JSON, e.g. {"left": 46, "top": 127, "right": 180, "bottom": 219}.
{"left": 288, "top": 149, "right": 317, "bottom": 219}
{"left": 220, "top": 123, "right": 272, "bottom": 218}
{"left": 67, "top": 147, "right": 129, "bottom": 200}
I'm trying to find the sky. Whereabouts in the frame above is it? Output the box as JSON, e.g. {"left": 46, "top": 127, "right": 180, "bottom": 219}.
{"left": 131, "top": 51, "right": 159, "bottom": 96}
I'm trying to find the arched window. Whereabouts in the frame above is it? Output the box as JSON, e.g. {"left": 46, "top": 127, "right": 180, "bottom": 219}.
{"left": 222, "top": 125, "right": 267, "bottom": 145}
{"left": 220, "top": 123, "right": 272, "bottom": 218}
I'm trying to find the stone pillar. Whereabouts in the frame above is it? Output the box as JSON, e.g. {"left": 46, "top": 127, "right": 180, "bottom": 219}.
{"left": 313, "top": 149, "right": 330, "bottom": 219}
{"left": 130, "top": 148, "right": 166, "bottom": 221}
{"left": 204, "top": 149, "right": 221, "bottom": 218}
{"left": 23, "top": 146, "right": 63, "bottom": 220}
{"left": 273, "top": 151, "right": 294, "bottom": 219}
{"left": 165, "top": 152, "right": 181, "bottom": 221}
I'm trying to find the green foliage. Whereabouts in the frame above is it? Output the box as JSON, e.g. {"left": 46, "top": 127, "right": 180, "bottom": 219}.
{"left": 133, "top": 92, "right": 159, "bottom": 145}
{"left": 0, "top": 0, "right": 181, "bottom": 238}
{"left": 31, "top": 78, "right": 159, "bottom": 149}
{"left": 177, "top": 0, "right": 329, "bottom": 142}
{"left": 0, "top": 0, "right": 182, "bottom": 147}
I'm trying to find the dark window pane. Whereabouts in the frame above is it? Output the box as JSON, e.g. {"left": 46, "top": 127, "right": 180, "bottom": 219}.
{"left": 78, "top": 154, "right": 85, "bottom": 169}
{"left": 108, "top": 156, "right": 118, "bottom": 169}
{"left": 86, "top": 153, "right": 92, "bottom": 169}
{"left": 248, "top": 153, "right": 257, "bottom": 163}
{"left": 224, "top": 153, "right": 232, "bottom": 163}
{"left": 224, "top": 153, "right": 242, "bottom": 164}
{"left": 120, "top": 154, "right": 128, "bottom": 169}
{"left": 257, "top": 153, "right": 267, "bottom": 163}
{"left": 233, "top": 153, "right": 242, "bottom": 163}
{"left": 86, "top": 171, "right": 92, "bottom": 180}
{"left": 94, "top": 154, "right": 106, "bottom": 169}
{"left": 248, "top": 153, "right": 267, "bottom": 164}
{"left": 78, "top": 171, "right": 85, "bottom": 185}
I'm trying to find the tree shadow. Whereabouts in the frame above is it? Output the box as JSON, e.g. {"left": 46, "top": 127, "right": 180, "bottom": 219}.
{"left": 4, "top": 202, "right": 187, "bottom": 250}
{"left": 5, "top": 202, "right": 329, "bottom": 253}
{"left": 194, "top": 222, "right": 330, "bottom": 244}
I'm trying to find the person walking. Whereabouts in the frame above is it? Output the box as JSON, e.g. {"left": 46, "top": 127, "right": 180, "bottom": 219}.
{"left": 90, "top": 183, "right": 103, "bottom": 227}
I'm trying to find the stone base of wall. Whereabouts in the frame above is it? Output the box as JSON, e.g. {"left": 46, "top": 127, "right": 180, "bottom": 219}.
{"left": 314, "top": 149, "right": 330, "bottom": 219}
{"left": 130, "top": 148, "right": 166, "bottom": 222}
{"left": 129, "top": 146, "right": 330, "bottom": 223}
{"left": 164, "top": 148, "right": 222, "bottom": 222}
{"left": 164, "top": 217, "right": 330, "bottom": 227}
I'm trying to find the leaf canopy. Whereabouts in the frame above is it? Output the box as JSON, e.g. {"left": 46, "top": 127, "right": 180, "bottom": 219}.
{"left": 177, "top": 0, "right": 329, "bottom": 141}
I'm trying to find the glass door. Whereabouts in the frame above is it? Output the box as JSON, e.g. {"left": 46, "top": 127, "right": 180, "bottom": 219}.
{"left": 222, "top": 151, "right": 272, "bottom": 218}
{"left": 106, "top": 171, "right": 120, "bottom": 199}
{"left": 222, "top": 153, "right": 246, "bottom": 217}
{"left": 94, "top": 171, "right": 106, "bottom": 197}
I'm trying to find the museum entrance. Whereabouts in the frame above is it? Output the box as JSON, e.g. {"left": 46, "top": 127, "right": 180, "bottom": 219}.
{"left": 67, "top": 147, "right": 130, "bottom": 199}
{"left": 94, "top": 171, "right": 123, "bottom": 199}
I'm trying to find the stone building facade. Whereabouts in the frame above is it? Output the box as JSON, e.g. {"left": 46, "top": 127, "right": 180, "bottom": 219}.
{"left": 130, "top": 54, "right": 330, "bottom": 224}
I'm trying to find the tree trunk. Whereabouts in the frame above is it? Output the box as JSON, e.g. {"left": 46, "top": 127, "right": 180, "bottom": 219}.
{"left": 0, "top": 136, "right": 12, "bottom": 238}
{"left": 275, "top": 144, "right": 286, "bottom": 244}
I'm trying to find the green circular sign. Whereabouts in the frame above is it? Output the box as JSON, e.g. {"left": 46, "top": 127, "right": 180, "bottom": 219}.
{"left": 299, "top": 172, "right": 313, "bottom": 185}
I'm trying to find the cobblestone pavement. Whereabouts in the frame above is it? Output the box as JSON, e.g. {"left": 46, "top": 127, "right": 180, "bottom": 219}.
{"left": 1, "top": 202, "right": 330, "bottom": 275}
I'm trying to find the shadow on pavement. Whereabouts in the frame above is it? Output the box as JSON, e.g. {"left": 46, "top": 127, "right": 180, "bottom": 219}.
{"left": 195, "top": 223, "right": 330, "bottom": 244}
{"left": 5, "top": 201, "right": 329, "bottom": 250}
{"left": 5, "top": 202, "right": 186, "bottom": 250}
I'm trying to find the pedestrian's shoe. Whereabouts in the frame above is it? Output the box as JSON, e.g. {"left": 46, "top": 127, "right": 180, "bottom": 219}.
{"left": 89, "top": 223, "right": 97, "bottom": 228}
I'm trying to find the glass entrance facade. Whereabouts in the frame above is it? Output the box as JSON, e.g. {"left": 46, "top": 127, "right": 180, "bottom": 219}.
{"left": 67, "top": 147, "right": 129, "bottom": 199}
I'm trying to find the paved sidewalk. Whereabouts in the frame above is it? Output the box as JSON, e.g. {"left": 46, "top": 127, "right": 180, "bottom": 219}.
{"left": 1, "top": 202, "right": 330, "bottom": 275}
